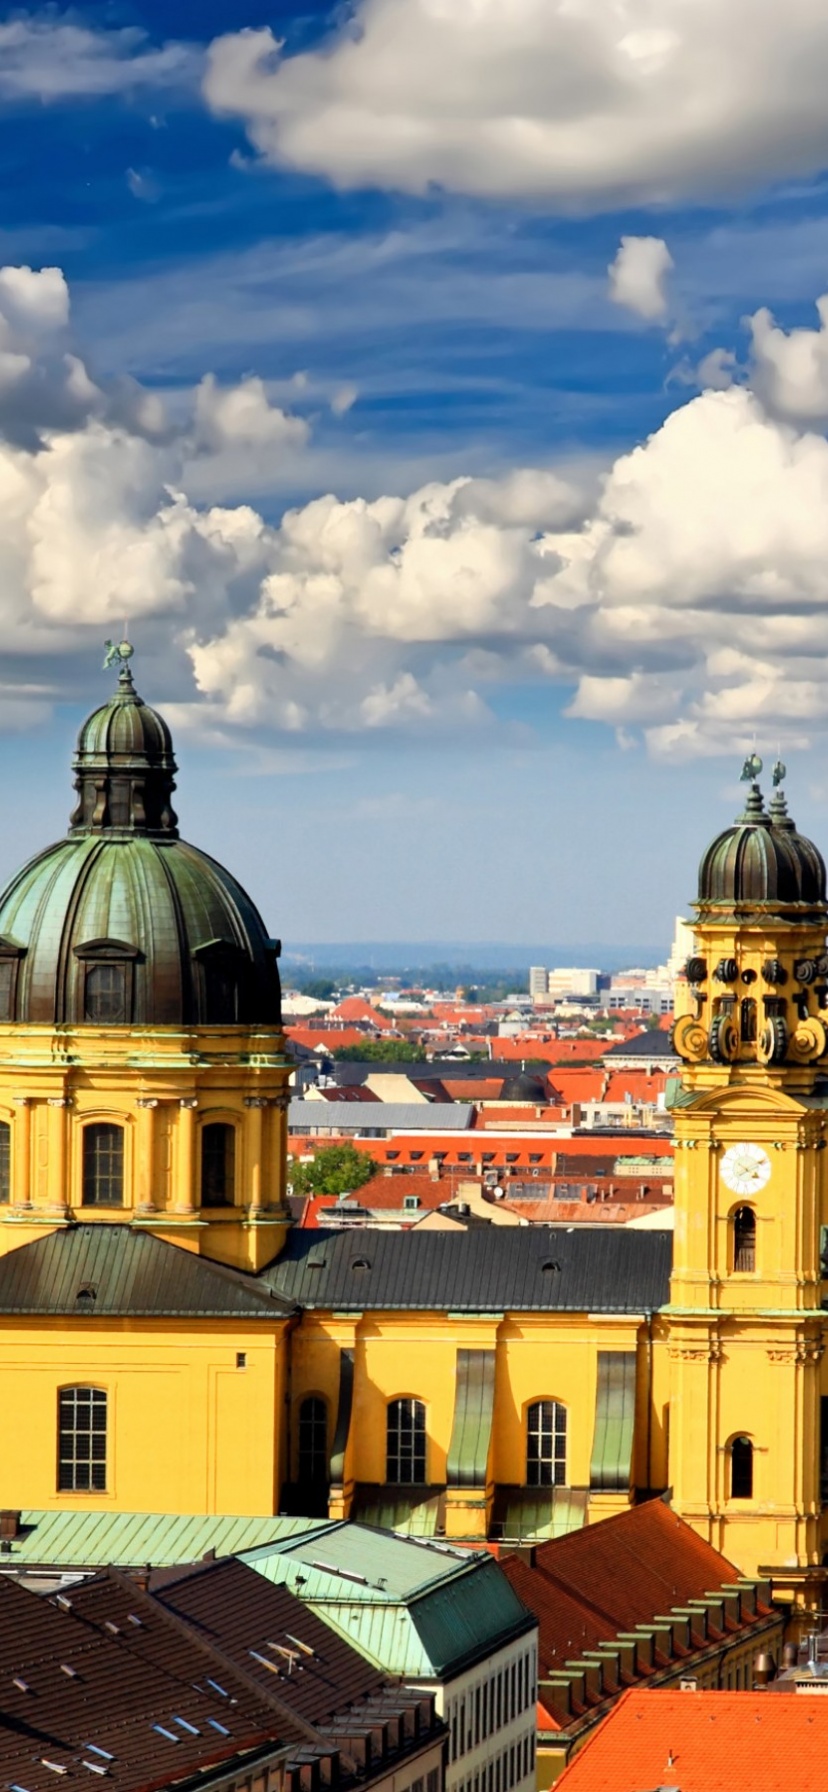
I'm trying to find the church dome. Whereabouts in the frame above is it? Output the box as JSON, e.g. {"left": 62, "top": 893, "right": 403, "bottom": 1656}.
{"left": 0, "top": 646, "right": 282, "bottom": 1027}
{"left": 499, "top": 1070, "right": 548, "bottom": 1103}
{"left": 697, "top": 779, "right": 826, "bottom": 912}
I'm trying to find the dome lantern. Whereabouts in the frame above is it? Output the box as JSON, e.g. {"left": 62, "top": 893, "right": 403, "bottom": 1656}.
{"left": 68, "top": 644, "right": 179, "bottom": 839}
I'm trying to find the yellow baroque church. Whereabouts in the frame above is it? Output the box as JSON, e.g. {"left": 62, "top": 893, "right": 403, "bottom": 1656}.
{"left": 0, "top": 657, "right": 827, "bottom": 1607}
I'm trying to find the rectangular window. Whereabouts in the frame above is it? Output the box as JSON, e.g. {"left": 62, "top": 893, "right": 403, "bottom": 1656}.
{"left": 459, "top": 1698, "right": 465, "bottom": 1757}
{"left": 0, "top": 1121, "right": 9, "bottom": 1204}
{"left": 82, "top": 1124, "right": 124, "bottom": 1207}
{"left": 475, "top": 1686, "right": 481, "bottom": 1745}
{"left": 58, "top": 1387, "right": 107, "bottom": 1492}
{"left": 201, "top": 1123, "right": 236, "bottom": 1207}
{"left": 482, "top": 1680, "right": 489, "bottom": 1738}
{"left": 820, "top": 1397, "right": 828, "bottom": 1505}
{"left": 428, "top": 1774, "right": 439, "bottom": 1792}
{"left": 0, "top": 960, "right": 15, "bottom": 1022}
{"left": 84, "top": 963, "right": 128, "bottom": 1023}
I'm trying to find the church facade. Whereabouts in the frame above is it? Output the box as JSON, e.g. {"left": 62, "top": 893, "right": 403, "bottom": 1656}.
{"left": 0, "top": 657, "right": 825, "bottom": 1604}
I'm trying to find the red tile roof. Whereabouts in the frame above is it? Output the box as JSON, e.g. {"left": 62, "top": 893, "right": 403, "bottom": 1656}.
{"left": 556, "top": 1687, "right": 828, "bottom": 1791}
{"left": 499, "top": 1198, "right": 670, "bottom": 1224}
{"left": 501, "top": 1501, "right": 745, "bottom": 1691}
{"left": 289, "top": 1133, "right": 674, "bottom": 1174}
{"left": 288, "top": 1026, "right": 377, "bottom": 1050}
{"left": 298, "top": 1169, "right": 486, "bottom": 1225}
{"left": 442, "top": 1079, "right": 510, "bottom": 1101}
{"left": 331, "top": 997, "right": 393, "bottom": 1028}
{"left": 603, "top": 1072, "right": 668, "bottom": 1103}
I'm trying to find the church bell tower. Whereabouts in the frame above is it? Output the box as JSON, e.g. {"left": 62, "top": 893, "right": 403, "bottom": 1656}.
{"left": 669, "top": 759, "right": 828, "bottom": 1598}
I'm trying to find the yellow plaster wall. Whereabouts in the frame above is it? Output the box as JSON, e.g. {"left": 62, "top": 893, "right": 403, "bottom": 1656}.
{"left": 0, "top": 1318, "right": 287, "bottom": 1514}
{"left": 0, "top": 1023, "right": 294, "bottom": 1271}
{"left": 290, "top": 1311, "right": 655, "bottom": 1493}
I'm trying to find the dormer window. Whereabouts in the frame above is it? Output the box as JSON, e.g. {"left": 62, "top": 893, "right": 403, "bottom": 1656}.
{"left": 74, "top": 940, "right": 140, "bottom": 1025}
{"left": 85, "top": 965, "right": 127, "bottom": 1022}
{"left": 192, "top": 939, "right": 244, "bottom": 1025}
{"left": 0, "top": 941, "right": 25, "bottom": 1022}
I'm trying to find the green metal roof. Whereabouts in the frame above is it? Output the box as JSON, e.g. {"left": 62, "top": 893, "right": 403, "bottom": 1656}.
{"left": 351, "top": 1488, "right": 444, "bottom": 1538}
{"left": 447, "top": 1349, "right": 495, "bottom": 1488}
{"left": 590, "top": 1351, "right": 637, "bottom": 1492}
{"left": 490, "top": 1488, "right": 588, "bottom": 1543}
{"left": 240, "top": 1527, "right": 534, "bottom": 1680}
{"left": 242, "top": 1520, "right": 466, "bottom": 1599}
{"left": 0, "top": 1510, "right": 330, "bottom": 1568}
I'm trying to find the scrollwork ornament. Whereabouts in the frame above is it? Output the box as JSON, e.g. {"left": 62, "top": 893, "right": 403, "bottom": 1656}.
{"left": 790, "top": 1016, "right": 828, "bottom": 1063}
{"left": 672, "top": 1014, "right": 708, "bottom": 1063}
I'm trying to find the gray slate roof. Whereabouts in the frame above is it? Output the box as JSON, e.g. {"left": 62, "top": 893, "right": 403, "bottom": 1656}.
{"left": 0, "top": 1224, "right": 295, "bottom": 1317}
{"left": 289, "top": 1100, "right": 472, "bottom": 1132}
{"left": 328, "top": 1062, "right": 538, "bottom": 1086}
{"left": 263, "top": 1225, "right": 672, "bottom": 1313}
{"left": 603, "top": 1031, "right": 677, "bottom": 1059}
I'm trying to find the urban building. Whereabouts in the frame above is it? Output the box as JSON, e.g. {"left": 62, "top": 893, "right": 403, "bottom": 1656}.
{"left": 235, "top": 1523, "right": 536, "bottom": 1792}
{"left": 0, "top": 1557, "right": 446, "bottom": 1792}
{"left": 0, "top": 662, "right": 827, "bottom": 1601}
{"left": 497, "top": 1499, "right": 782, "bottom": 1778}
{"left": 554, "top": 1687, "right": 828, "bottom": 1792}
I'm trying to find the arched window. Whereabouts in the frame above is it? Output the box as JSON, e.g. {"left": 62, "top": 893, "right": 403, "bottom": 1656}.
{"left": 201, "top": 1123, "right": 236, "bottom": 1206}
{"left": 386, "top": 1398, "right": 426, "bottom": 1485}
{"left": 730, "top": 1436, "right": 753, "bottom": 1499}
{"left": 58, "top": 1386, "right": 107, "bottom": 1492}
{"left": 733, "top": 1205, "right": 756, "bottom": 1273}
{"left": 82, "top": 1124, "right": 124, "bottom": 1207}
{"left": 298, "top": 1396, "right": 329, "bottom": 1484}
{"left": 0, "top": 1120, "right": 10, "bottom": 1204}
{"left": 526, "top": 1400, "right": 567, "bottom": 1486}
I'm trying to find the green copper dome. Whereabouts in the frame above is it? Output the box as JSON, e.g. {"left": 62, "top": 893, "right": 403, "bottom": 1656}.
{"left": 697, "top": 781, "right": 826, "bottom": 913}
{"left": 0, "top": 652, "right": 282, "bottom": 1027}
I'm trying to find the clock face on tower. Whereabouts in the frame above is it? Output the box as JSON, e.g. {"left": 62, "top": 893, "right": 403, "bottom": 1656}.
{"left": 719, "top": 1142, "right": 772, "bottom": 1196}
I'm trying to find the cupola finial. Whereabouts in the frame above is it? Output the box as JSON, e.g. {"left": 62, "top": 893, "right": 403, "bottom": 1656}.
{"left": 102, "top": 633, "right": 135, "bottom": 689}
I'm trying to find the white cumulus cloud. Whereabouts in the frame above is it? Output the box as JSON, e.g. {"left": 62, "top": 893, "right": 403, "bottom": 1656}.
{"left": 5, "top": 261, "right": 828, "bottom": 763}
{"left": 204, "top": 2, "right": 828, "bottom": 208}
{"left": 193, "top": 374, "right": 310, "bottom": 452}
{"left": 608, "top": 237, "right": 673, "bottom": 322}
{"left": 748, "top": 294, "right": 828, "bottom": 426}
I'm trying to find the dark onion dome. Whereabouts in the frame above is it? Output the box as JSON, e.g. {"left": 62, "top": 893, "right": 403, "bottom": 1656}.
{"left": 499, "top": 1070, "right": 548, "bottom": 1103}
{"left": 697, "top": 780, "right": 827, "bottom": 912}
{"left": 0, "top": 650, "right": 282, "bottom": 1027}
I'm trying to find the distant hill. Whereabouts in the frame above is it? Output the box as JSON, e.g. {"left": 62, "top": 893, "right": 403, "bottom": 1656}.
{"left": 283, "top": 940, "right": 665, "bottom": 974}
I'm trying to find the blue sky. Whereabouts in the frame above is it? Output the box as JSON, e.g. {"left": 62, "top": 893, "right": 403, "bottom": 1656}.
{"left": 3, "top": 1, "right": 828, "bottom": 951}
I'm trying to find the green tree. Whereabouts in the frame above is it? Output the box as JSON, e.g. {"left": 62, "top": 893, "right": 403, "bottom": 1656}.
{"left": 290, "top": 1144, "right": 378, "bottom": 1197}
{"left": 332, "top": 1039, "right": 426, "bottom": 1062}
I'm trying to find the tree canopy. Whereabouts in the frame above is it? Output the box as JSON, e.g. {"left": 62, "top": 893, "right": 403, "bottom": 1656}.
{"left": 332, "top": 1039, "right": 426, "bottom": 1062}
{"left": 290, "top": 1143, "right": 379, "bottom": 1198}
